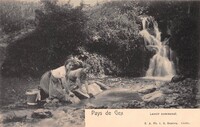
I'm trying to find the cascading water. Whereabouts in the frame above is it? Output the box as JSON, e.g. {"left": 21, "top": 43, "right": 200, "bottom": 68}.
{"left": 139, "top": 16, "right": 176, "bottom": 80}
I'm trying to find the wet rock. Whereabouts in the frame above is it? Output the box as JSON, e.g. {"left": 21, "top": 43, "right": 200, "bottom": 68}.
{"left": 85, "top": 104, "right": 108, "bottom": 109}
{"left": 68, "top": 95, "right": 81, "bottom": 104}
{"left": 142, "top": 91, "right": 166, "bottom": 105}
{"left": 171, "top": 75, "right": 185, "bottom": 83}
{"left": 51, "top": 98, "right": 59, "bottom": 103}
{"left": 73, "top": 83, "right": 106, "bottom": 100}
{"left": 160, "top": 87, "right": 173, "bottom": 94}
{"left": 109, "top": 100, "right": 145, "bottom": 109}
{"left": 184, "top": 78, "right": 194, "bottom": 82}
{"left": 165, "top": 96, "right": 177, "bottom": 105}
{"left": 164, "top": 103, "right": 179, "bottom": 108}
{"left": 1, "top": 111, "right": 28, "bottom": 123}
{"left": 95, "top": 81, "right": 111, "bottom": 90}
{"left": 31, "top": 109, "right": 53, "bottom": 119}
{"left": 138, "top": 85, "right": 157, "bottom": 94}
{"left": 84, "top": 103, "right": 97, "bottom": 109}
{"left": 44, "top": 98, "right": 63, "bottom": 108}
{"left": 79, "top": 82, "right": 105, "bottom": 97}
{"left": 73, "top": 89, "right": 90, "bottom": 99}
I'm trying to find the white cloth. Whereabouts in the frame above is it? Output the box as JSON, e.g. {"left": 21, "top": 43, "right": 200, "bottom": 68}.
{"left": 51, "top": 66, "right": 66, "bottom": 78}
{"left": 80, "top": 83, "right": 103, "bottom": 96}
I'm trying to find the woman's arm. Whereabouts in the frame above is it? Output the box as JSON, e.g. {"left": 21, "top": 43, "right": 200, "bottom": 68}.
{"left": 61, "top": 77, "right": 70, "bottom": 94}
{"left": 62, "top": 77, "right": 75, "bottom": 97}
{"left": 75, "top": 78, "right": 82, "bottom": 90}
{"left": 76, "top": 69, "right": 90, "bottom": 93}
{"left": 84, "top": 80, "right": 90, "bottom": 94}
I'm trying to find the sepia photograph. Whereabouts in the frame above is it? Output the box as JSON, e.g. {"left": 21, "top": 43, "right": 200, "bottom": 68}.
{"left": 0, "top": 0, "right": 200, "bottom": 126}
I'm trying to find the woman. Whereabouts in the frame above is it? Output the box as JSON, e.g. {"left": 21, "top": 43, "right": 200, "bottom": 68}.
{"left": 39, "top": 57, "right": 82, "bottom": 102}
{"left": 65, "top": 63, "right": 92, "bottom": 99}
{"left": 66, "top": 63, "right": 110, "bottom": 99}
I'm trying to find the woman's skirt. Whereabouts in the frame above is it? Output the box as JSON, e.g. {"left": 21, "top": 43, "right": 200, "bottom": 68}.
{"left": 39, "top": 71, "right": 66, "bottom": 101}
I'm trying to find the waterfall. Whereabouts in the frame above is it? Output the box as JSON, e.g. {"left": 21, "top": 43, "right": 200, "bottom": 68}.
{"left": 139, "top": 16, "right": 176, "bottom": 79}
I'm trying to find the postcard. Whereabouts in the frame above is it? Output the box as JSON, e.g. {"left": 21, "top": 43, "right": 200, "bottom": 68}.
{"left": 0, "top": 0, "right": 199, "bottom": 127}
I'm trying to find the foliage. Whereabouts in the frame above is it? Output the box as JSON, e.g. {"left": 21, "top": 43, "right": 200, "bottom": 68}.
{"left": 76, "top": 47, "right": 119, "bottom": 77}
{"left": 1, "top": 0, "right": 152, "bottom": 77}
{"left": 35, "top": 0, "right": 87, "bottom": 65}
{"left": 1, "top": 1, "right": 88, "bottom": 77}
{"left": 85, "top": 1, "right": 152, "bottom": 77}
{"left": 0, "top": 1, "right": 38, "bottom": 34}
{"left": 1, "top": 0, "right": 199, "bottom": 78}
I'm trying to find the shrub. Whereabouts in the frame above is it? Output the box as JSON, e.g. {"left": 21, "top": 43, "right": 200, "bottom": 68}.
{"left": 76, "top": 47, "right": 119, "bottom": 77}
{"left": 85, "top": 1, "right": 152, "bottom": 77}
{"left": 1, "top": 1, "right": 88, "bottom": 77}
{"left": 0, "top": 1, "right": 38, "bottom": 34}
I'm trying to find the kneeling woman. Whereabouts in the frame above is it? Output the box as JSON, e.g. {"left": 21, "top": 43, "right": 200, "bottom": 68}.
{"left": 66, "top": 64, "right": 92, "bottom": 98}
{"left": 66, "top": 63, "right": 110, "bottom": 99}
{"left": 39, "top": 58, "right": 81, "bottom": 102}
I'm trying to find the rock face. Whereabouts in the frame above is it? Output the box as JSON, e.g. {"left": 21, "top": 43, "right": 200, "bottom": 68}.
{"left": 142, "top": 91, "right": 166, "bottom": 105}
{"left": 163, "top": 78, "right": 198, "bottom": 108}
